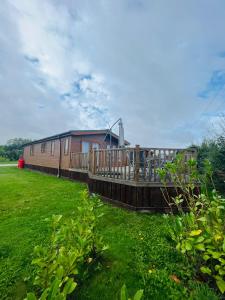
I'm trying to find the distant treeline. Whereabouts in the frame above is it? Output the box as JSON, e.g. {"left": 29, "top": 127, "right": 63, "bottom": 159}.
{"left": 0, "top": 138, "right": 32, "bottom": 162}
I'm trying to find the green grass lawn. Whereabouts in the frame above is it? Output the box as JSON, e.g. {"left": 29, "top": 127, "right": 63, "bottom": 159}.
{"left": 0, "top": 167, "right": 219, "bottom": 300}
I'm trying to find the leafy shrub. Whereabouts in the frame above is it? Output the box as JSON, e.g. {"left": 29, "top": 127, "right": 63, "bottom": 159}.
{"left": 197, "top": 136, "right": 225, "bottom": 194}
{"left": 25, "top": 191, "right": 108, "bottom": 300}
{"left": 158, "top": 155, "right": 225, "bottom": 294}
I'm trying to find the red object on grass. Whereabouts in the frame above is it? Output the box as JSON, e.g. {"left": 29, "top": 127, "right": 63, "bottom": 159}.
{"left": 18, "top": 157, "right": 25, "bottom": 169}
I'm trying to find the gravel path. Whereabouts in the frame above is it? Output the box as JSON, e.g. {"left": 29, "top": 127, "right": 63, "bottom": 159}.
{"left": 0, "top": 164, "right": 17, "bottom": 167}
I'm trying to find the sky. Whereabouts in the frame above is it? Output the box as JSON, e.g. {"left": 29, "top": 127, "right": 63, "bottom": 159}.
{"left": 1, "top": 0, "right": 225, "bottom": 147}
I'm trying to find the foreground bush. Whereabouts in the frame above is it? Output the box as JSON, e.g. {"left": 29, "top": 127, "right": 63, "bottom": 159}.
{"left": 158, "top": 154, "right": 225, "bottom": 294}
{"left": 25, "top": 191, "right": 107, "bottom": 300}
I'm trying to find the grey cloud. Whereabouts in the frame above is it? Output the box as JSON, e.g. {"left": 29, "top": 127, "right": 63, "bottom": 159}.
{"left": 1, "top": 0, "right": 225, "bottom": 146}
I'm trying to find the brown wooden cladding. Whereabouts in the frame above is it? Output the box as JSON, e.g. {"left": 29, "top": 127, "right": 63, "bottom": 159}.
{"left": 23, "top": 137, "right": 71, "bottom": 170}
{"left": 70, "top": 135, "right": 118, "bottom": 152}
{"left": 23, "top": 133, "right": 117, "bottom": 171}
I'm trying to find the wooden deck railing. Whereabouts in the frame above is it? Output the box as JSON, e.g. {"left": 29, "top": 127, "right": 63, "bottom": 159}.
{"left": 70, "top": 146, "right": 197, "bottom": 183}
{"left": 70, "top": 152, "right": 89, "bottom": 171}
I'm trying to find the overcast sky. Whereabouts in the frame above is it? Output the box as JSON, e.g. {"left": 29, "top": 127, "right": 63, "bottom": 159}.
{"left": 1, "top": 0, "right": 225, "bottom": 147}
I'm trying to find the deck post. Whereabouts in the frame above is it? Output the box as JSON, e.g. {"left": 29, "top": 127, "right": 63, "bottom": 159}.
{"left": 134, "top": 144, "right": 140, "bottom": 182}
{"left": 88, "top": 144, "right": 93, "bottom": 173}
{"left": 69, "top": 152, "right": 72, "bottom": 169}
{"left": 93, "top": 149, "right": 96, "bottom": 175}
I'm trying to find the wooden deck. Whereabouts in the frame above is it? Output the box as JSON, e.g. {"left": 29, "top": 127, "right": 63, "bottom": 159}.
{"left": 69, "top": 146, "right": 196, "bottom": 211}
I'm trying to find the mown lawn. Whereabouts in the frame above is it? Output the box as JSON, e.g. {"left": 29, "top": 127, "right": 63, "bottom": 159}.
{"left": 0, "top": 167, "right": 219, "bottom": 299}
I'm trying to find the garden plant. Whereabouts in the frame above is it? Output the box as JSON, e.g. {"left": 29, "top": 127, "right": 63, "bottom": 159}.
{"left": 157, "top": 154, "right": 225, "bottom": 294}
{"left": 25, "top": 191, "right": 108, "bottom": 299}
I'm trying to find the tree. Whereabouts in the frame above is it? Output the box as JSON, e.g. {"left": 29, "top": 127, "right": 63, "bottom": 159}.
{"left": 1, "top": 138, "right": 32, "bottom": 161}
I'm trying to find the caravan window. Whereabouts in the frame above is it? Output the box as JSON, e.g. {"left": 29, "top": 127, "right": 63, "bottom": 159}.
{"left": 82, "top": 141, "right": 89, "bottom": 153}
{"left": 64, "top": 138, "right": 69, "bottom": 155}
{"left": 41, "top": 143, "right": 46, "bottom": 153}
{"left": 50, "top": 141, "right": 55, "bottom": 156}
{"left": 30, "top": 145, "right": 34, "bottom": 156}
{"left": 92, "top": 143, "right": 99, "bottom": 150}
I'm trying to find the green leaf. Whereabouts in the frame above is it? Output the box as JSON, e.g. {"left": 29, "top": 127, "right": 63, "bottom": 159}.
{"left": 215, "top": 265, "right": 221, "bottom": 271}
{"left": 190, "top": 229, "right": 202, "bottom": 236}
{"left": 120, "top": 284, "right": 128, "bottom": 300}
{"left": 219, "top": 257, "right": 225, "bottom": 264}
{"left": 200, "top": 266, "right": 211, "bottom": 275}
{"left": 63, "top": 278, "right": 77, "bottom": 295}
{"left": 217, "top": 206, "right": 225, "bottom": 210}
{"left": 39, "top": 289, "right": 49, "bottom": 300}
{"left": 216, "top": 279, "right": 225, "bottom": 294}
{"left": 25, "top": 293, "right": 37, "bottom": 300}
{"left": 185, "top": 241, "right": 192, "bottom": 251}
{"left": 48, "top": 279, "right": 61, "bottom": 298}
{"left": 212, "top": 252, "right": 221, "bottom": 259}
{"left": 176, "top": 242, "right": 181, "bottom": 250}
{"left": 56, "top": 266, "right": 64, "bottom": 279}
{"left": 133, "top": 289, "right": 144, "bottom": 300}
{"left": 223, "top": 239, "right": 225, "bottom": 252}
{"left": 195, "top": 243, "right": 205, "bottom": 251}
{"left": 195, "top": 236, "right": 205, "bottom": 243}
{"left": 203, "top": 254, "right": 210, "bottom": 261}
{"left": 198, "top": 217, "right": 206, "bottom": 222}
{"left": 102, "top": 245, "right": 109, "bottom": 251}
{"left": 97, "top": 213, "right": 104, "bottom": 218}
{"left": 219, "top": 269, "right": 225, "bottom": 276}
